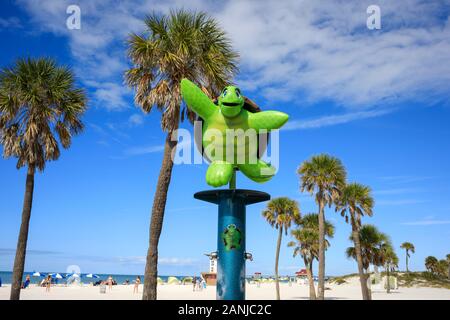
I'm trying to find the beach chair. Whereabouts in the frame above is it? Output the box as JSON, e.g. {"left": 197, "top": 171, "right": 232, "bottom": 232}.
{"left": 383, "top": 276, "right": 398, "bottom": 290}
{"left": 182, "top": 277, "right": 193, "bottom": 285}
{"left": 370, "top": 274, "right": 383, "bottom": 292}
{"left": 167, "top": 276, "right": 181, "bottom": 285}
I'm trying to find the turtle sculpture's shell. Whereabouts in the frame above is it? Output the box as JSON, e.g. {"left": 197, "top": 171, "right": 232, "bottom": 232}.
{"left": 194, "top": 96, "right": 270, "bottom": 164}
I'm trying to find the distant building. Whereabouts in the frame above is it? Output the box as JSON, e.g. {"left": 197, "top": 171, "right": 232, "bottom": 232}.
{"left": 202, "top": 253, "right": 218, "bottom": 285}
{"left": 209, "top": 258, "right": 217, "bottom": 273}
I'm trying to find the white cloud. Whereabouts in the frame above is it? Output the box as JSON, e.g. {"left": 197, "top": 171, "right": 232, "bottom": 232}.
{"left": 219, "top": 0, "right": 450, "bottom": 109}
{"left": 402, "top": 220, "right": 450, "bottom": 226}
{"left": 89, "top": 82, "right": 131, "bottom": 111}
{"left": 0, "top": 16, "right": 22, "bottom": 29}
{"left": 377, "top": 199, "right": 426, "bottom": 206}
{"left": 158, "top": 257, "right": 198, "bottom": 266}
{"left": 17, "top": 0, "right": 450, "bottom": 116}
{"left": 284, "top": 108, "right": 392, "bottom": 130}
{"left": 373, "top": 188, "right": 422, "bottom": 195}
{"left": 128, "top": 113, "right": 144, "bottom": 127}
{"left": 378, "top": 175, "right": 435, "bottom": 184}
{"left": 123, "top": 135, "right": 193, "bottom": 157}
{"left": 116, "top": 256, "right": 198, "bottom": 266}
{"left": 124, "top": 144, "right": 165, "bottom": 156}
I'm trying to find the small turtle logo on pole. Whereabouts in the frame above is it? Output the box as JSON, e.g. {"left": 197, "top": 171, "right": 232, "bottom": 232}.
{"left": 222, "top": 224, "right": 242, "bottom": 251}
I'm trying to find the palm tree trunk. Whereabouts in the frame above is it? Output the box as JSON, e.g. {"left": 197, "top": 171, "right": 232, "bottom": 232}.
{"left": 350, "top": 213, "right": 370, "bottom": 300}
{"left": 274, "top": 226, "right": 283, "bottom": 300}
{"left": 386, "top": 265, "right": 391, "bottom": 293}
{"left": 405, "top": 250, "right": 409, "bottom": 272}
{"left": 447, "top": 263, "right": 450, "bottom": 280}
{"left": 303, "top": 256, "right": 316, "bottom": 300}
{"left": 317, "top": 199, "right": 325, "bottom": 300}
{"left": 142, "top": 130, "right": 178, "bottom": 300}
{"left": 10, "top": 166, "right": 35, "bottom": 300}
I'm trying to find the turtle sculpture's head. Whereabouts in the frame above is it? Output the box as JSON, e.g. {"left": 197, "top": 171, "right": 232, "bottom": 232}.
{"left": 218, "top": 85, "right": 244, "bottom": 118}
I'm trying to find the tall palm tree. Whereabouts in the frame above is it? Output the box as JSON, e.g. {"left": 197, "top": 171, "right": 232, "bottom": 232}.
{"left": 346, "top": 224, "right": 388, "bottom": 273}
{"left": 288, "top": 213, "right": 334, "bottom": 300}
{"left": 298, "top": 154, "right": 346, "bottom": 300}
{"left": 125, "top": 10, "right": 238, "bottom": 300}
{"left": 400, "top": 242, "right": 415, "bottom": 272}
{"left": 337, "top": 182, "right": 374, "bottom": 300}
{"left": 262, "top": 197, "right": 300, "bottom": 300}
{"left": 0, "top": 58, "right": 87, "bottom": 300}
{"left": 425, "top": 256, "right": 438, "bottom": 274}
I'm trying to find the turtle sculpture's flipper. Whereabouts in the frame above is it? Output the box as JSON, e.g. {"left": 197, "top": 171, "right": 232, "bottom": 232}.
{"left": 206, "top": 161, "right": 234, "bottom": 187}
{"left": 248, "top": 111, "right": 289, "bottom": 130}
{"left": 180, "top": 79, "right": 217, "bottom": 120}
{"left": 238, "top": 160, "right": 276, "bottom": 183}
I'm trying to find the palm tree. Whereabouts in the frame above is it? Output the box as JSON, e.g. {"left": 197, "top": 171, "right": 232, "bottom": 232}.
{"left": 445, "top": 253, "right": 450, "bottom": 280}
{"left": 400, "top": 242, "right": 415, "bottom": 272}
{"left": 125, "top": 10, "right": 238, "bottom": 300}
{"left": 346, "top": 224, "right": 388, "bottom": 273}
{"left": 288, "top": 213, "right": 334, "bottom": 300}
{"left": 0, "top": 58, "right": 87, "bottom": 300}
{"left": 379, "top": 242, "right": 398, "bottom": 293}
{"left": 336, "top": 182, "right": 374, "bottom": 300}
{"left": 262, "top": 197, "right": 300, "bottom": 300}
{"left": 425, "top": 256, "right": 438, "bottom": 274}
{"left": 437, "top": 259, "right": 449, "bottom": 278}
{"left": 298, "top": 154, "right": 346, "bottom": 300}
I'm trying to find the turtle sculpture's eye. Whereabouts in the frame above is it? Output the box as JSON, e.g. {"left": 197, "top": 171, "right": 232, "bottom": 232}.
{"left": 222, "top": 89, "right": 228, "bottom": 97}
{"left": 235, "top": 89, "right": 241, "bottom": 98}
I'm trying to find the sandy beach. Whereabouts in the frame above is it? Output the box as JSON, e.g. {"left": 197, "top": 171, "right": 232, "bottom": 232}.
{"left": 1, "top": 277, "right": 449, "bottom": 300}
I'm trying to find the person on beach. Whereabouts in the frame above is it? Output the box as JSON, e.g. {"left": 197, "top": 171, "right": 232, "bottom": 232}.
{"left": 192, "top": 276, "right": 197, "bottom": 292}
{"left": 21, "top": 275, "right": 31, "bottom": 289}
{"left": 107, "top": 276, "right": 113, "bottom": 291}
{"left": 198, "top": 277, "right": 204, "bottom": 291}
{"left": 133, "top": 276, "right": 141, "bottom": 294}
{"left": 45, "top": 275, "right": 51, "bottom": 292}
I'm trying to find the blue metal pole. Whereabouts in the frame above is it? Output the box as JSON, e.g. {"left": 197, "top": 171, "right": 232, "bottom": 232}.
{"left": 194, "top": 189, "right": 270, "bottom": 300}
{"left": 216, "top": 193, "right": 246, "bottom": 300}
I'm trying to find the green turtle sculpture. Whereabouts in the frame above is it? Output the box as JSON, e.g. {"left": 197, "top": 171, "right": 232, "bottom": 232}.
{"left": 221, "top": 224, "right": 242, "bottom": 251}
{"left": 180, "top": 78, "right": 289, "bottom": 187}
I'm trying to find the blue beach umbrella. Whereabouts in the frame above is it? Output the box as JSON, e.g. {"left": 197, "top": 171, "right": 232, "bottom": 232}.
{"left": 85, "top": 273, "right": 100, "bottom": 279}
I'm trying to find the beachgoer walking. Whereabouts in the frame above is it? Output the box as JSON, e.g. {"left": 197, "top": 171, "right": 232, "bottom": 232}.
{"left": 45, "top": 275, "right": 51, "bottom": 292}
{"left": 107, "top": 275, "right": 113, "bottom": 291}
{"left": 193, "top": 276, "right": 197, "bottom": 292}
{"left": 133, "top": 276, "right": 141, "bottom": 294}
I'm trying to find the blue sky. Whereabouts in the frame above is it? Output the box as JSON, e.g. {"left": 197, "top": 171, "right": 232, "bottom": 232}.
{"left": 0, "top": 0, "right": 450, "bottom": 276}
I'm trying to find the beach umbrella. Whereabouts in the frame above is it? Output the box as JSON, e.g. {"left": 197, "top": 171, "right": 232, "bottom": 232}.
{"left": 86, "top": 273, "right": 99, "bottom": 279}
{"left": 50, "top": 273, "right": 63, "bottom": 279}
{"left": 32, "top": 272, "right": 41, "bottom": 277}
{"left": 66, "top": 273, "right": 80, "bottom": 278}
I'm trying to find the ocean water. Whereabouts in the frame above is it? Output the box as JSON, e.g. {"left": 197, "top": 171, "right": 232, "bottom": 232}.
{"left": 0, "top": 271, "right": 190, "bottom": 285}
